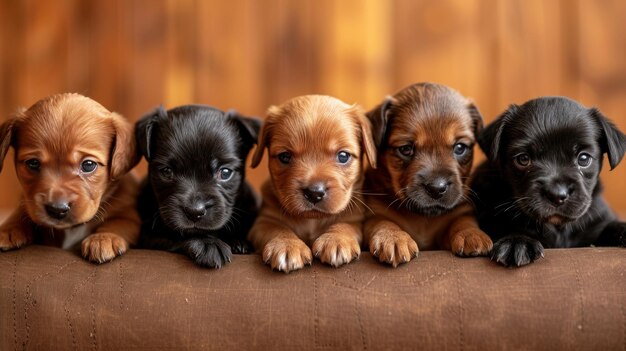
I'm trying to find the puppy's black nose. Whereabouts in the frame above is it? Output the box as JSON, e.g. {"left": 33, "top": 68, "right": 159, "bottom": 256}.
{"left": 184, "top": 203, "right": 209, "bottom": 222}
{"left": 302, "top": 183, "right": 327, "bottom": 204}
{"left": 423, "top": 178, "right": 450, "bottom": 199}
{"left": 544, "top": 184, "right": 571, "bottom": 206}
{"left": 45, "top": 202, "right": 70, "bottom": 220}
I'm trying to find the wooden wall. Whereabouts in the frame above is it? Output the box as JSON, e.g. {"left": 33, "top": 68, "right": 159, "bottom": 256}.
{"left": 1, "top": 0, "right": 625, "bottom": 215}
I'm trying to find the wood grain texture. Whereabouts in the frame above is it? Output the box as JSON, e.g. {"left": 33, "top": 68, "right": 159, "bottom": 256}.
{"left": 0, "top": 0, "right": 624, "bottom": 216}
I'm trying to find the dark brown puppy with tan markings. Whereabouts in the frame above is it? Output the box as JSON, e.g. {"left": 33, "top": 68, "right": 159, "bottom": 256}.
{"left": 0, "top": 93, "right": 140, "bottom": 263}
{"left": 248, "top": 95, "right": 377, "bottom": 273}
{"left": 364, "top": 83, "right": 492, "bottom": 267}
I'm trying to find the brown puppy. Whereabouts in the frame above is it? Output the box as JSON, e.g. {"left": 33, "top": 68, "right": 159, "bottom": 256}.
{"left": 249, "top": 95, "right": 377, "bottom": 273}
{"left": 0, "top": 93, "right": 140, "bottom": 263}
{"left": 364, "top": 83, "right": 492, "bottom": 267}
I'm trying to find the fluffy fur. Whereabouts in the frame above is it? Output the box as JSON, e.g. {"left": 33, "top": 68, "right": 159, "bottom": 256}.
{"left": 471, "top": 96, "right": 626, "bottom": 267}
{"left": 0, "top": 93, "right": 140, "bottom": 263}
{"left": 363, "top": 83, "right": 492, "bottom": 267}
{"left": 136, "top": 105, "right": 260, "bottom": 268}
{"left": 248, "top": 95, "right": 377, "bottom": 273}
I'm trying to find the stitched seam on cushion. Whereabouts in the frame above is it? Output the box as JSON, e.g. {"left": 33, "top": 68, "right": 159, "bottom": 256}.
{"left": 328, "top": 270, "right": 380, "bottom": 292}
{"left": 24, "top": 259, "right": 80, "bottom": 349}
{"left": 64, "top": 267, "right": 97, "bottom": 351}
{"left": 313, "top": 268, "right": 332, "bottom": 348}
{"left": 313, "top": 267, "right": 319, "bottom": 348}
{"left": 349, "top": 268, "right": 367, "bottom": 350}
{"left": 409, "top": 269, "right": 454, "bottom": 287}
{"left": 118, "top": 259, "right": 124, "bottom": 311}
{"left": 90, "top": 268, "right": 97, "bottom": 351}
{"left": 455, "top": 258, "right": 464, "bottom": 351}
{"left": 622, "top": 298, "right": 625, "bottom": 351}
{"left": 12, "top": 254, "right": 18, "bottom": 351}
{"left": 572, "top": 254, "right": 584, "bottom": 335}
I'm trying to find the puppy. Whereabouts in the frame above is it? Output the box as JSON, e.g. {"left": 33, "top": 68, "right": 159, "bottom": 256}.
{"left": 363, "top": 83, "right": 493, "bottom": 267}
{"left": 471, "top": 97, "right": 626, "bottom": 267}
{"left": 136, "top": 105, "right": 260, "bottom": 268}
{"left": 0, "top": 93, "right": 140, "bottom": 263}
{"left": 248, "top": 95, "right": 377, "bottom": 273}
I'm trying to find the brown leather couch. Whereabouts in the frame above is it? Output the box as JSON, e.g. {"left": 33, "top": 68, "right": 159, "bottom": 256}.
{"left": 1, "top": 246, "right": 624, "bottom": 350}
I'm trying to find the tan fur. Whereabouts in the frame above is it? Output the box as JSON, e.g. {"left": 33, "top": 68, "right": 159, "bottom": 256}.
{"left": 249, "top": 95, "right": 376, "bottom": 273}
{"left": 364, "top": 84, "right": 492, "bottom": 267}
{"left": 0, "top": 93, "right": 140, "bottom": 263}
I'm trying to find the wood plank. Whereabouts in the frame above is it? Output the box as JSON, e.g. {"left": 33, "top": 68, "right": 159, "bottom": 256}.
{"left": 393, "top": 0, "right": 499, "bottom": 119}
{"left": 575, "top": 0, "right": 626, "bottom": 216}
{"left": 495, "top": 0, "right": 565, "bottom": 110}
{"left": 316, "top": 0, "right": 393, "bottom": 106}
{"left": 0, "top": 1, "right": 22, "bottom": 209}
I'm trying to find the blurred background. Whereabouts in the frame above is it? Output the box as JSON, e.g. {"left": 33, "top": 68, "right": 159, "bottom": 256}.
{"left": 0, "top": 0, "right": 625, "bottom": 216}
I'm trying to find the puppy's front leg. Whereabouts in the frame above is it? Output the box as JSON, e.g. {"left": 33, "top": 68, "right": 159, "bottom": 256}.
{"left": 183, "top": 236, "right": 232, "bottom": 268}
{"left": 82, "top": 213, "right": 140, "bottom": 264}
{"left": 491, "top": 234, "right": 544, "bottom": 267}
{"left": 445, "top": 215, "right": 493, "bottom": 257}
{"left": 364, "top": 216, "right": 418, "bottom": 267}
{"left": 0, "top": 204, "right": 33, "bottom": 251}
{"left": 249, "top": 219, "right": 312, "bottom": 273}
{"left": 312, "top": 222, "right": 362, "bottom": 268}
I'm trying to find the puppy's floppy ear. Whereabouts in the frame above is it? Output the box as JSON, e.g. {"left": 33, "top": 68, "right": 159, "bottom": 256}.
{"left": 250, "top": 105, "right": 280, "bottom": 169}
{"left": 590, "top": 108, "right": 626, "bottom": 170}
{"left": 479, "top": 104, "right": 519, "bottom": 162}
{"left": 109, "top": 112, "right": 139, "bottom": 180}
{"left": 0, "top": 115, "right": 18, "bottom": 174}
{"left": 366, "top": 96, "right": 395, "bottom": 148}
{"left": 226, "top": 109, "right": 261, "bottom": 155}
{"left": 350, "top": 104, "right": 377, "bottom": 169}
{"left": 466, "top": 101, "right": 484, "bottom": 138}
{"left": 135, "top": 106, "right": 167, "bottom": 162}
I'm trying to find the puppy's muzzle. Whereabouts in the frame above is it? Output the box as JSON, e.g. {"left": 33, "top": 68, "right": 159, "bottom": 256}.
{"left": 302, "top": 182, "right": 327, "bottom": 204}
{"left": 45, "top": 201, "right": 71, "bottom": 220}
{"left": 422, "top": 177, "right": 452, "bottom": 200}
{"left": 183, "top": 199, "right": 214, "bottom": 222}
{"left": 542, "top": 183, "right": 574, "bottom": 207}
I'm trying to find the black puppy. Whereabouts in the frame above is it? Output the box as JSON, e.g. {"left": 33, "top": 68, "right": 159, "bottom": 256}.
{"left": 471, "top": 97, "right": 626, "bottom": 267}
{"left": 136, "top": 105, "right": 260, "bottom": 268}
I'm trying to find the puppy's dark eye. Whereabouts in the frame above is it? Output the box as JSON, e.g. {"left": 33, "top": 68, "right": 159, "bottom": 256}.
{"left": 577, "top": 152, "right": 592, "bottom": 168}
{"left": 514, "top": 153, "right": 531, "bottom": 168}
{"left": 159, "top": 167, "right": 173, "bottom": 180}
{"left": 278, "top": 152, "right": 292, "bottom": 164}
{"left": 397, "top": 145, "right": 414, "bottom": 157}
{"left": 453, "top": 143, "right": 469, "bottom": 157}
{"left": 25, "top": 159, "right": 41, "bottom": 172}
{"left": 218, "top": 168, "right": 233, "bottom": 181}
{"left": 337, "top": 151, "right": 351, "bottom": 164}
{"left": 80, "top": 160, "right": 98, "bottom": 173}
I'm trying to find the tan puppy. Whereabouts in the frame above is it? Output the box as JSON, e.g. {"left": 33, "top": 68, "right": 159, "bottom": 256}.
{"left": 0, "top": 93, "right": 140, "bottom": 263}
{"left": 249, "top": 95, "right": 377, "bottom": 273}
{"left": 364, "top": 83, "right": 492, "bottom": 267}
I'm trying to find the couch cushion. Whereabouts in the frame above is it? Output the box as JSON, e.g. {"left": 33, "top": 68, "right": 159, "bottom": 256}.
{"left": 0, "top": 246, "right": 624, "bottom": 350}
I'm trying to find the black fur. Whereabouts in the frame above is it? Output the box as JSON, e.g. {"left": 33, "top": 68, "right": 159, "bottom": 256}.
{"left": 471, "top": 97, "right": 626, "bottom": 267}
{"left": 136, "top": 105, "right": 260, "bottom": 268}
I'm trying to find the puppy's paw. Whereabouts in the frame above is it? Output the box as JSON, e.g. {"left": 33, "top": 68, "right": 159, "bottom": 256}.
{"left": 262, "top": 237, "right": 312, "bottom": 273}
{"left": 312, "top": 233, "right": 360, "bottom": 268}
{"left": 81, "top": 233, "right": 128, "bottom": 263}
{"left": 230, "top": 238, "right": 254, "bottom": 255}
{"left": 184, "top": 237, "right": 232, "bottom": 268}
{"left": 490, "top": 235, "right": 544, "bottom": 267}
{"left": 450, "top": 228, "right": 493, "bottom": 257}
{"left": 369, "top": 230, "right": 418, "bottom": 267}
{"left": 0, "top": 226, "right": 32, "bottom": 251}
